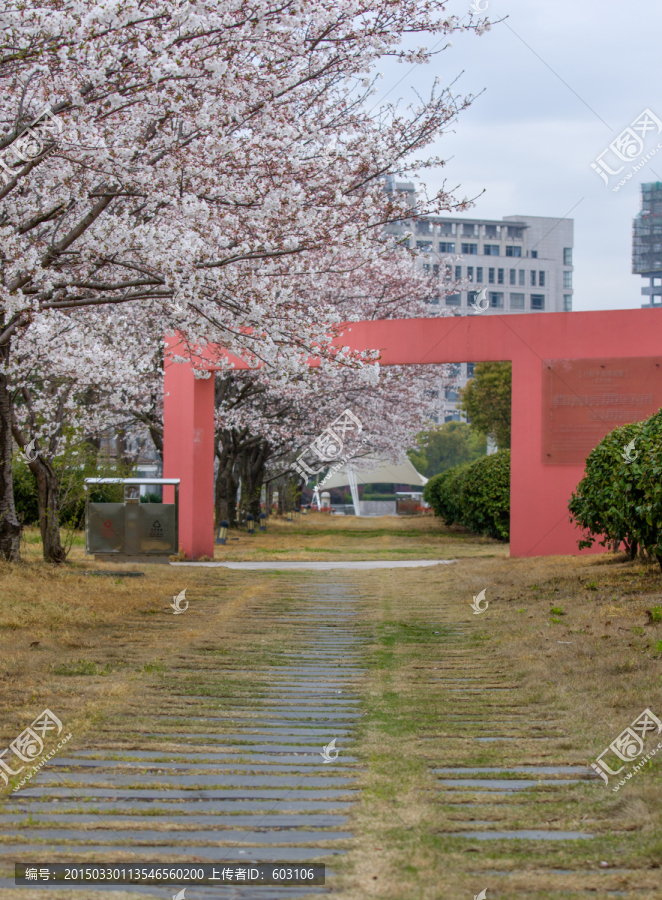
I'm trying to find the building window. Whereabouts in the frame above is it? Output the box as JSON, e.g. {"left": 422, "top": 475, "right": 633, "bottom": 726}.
{"left": 518, "top": 269, "right": 525, "bottom": 286}
{"left": 445, "top": 413, "right": 461, "bottom": 423}
{"left": 505, "top": 245, "right": 522, "bottom": 257}
{"left": 530, "top": 294, "right": 545, "bottom": 310}
{"left": 484, "top": 244, "right": 500, "bottom": 256}
{"left": 445, "top": 293, "right": 461, "bottom": 306}
{"left": 509, "top": 269, "right": 516, "bottom": 285}
{"left": 422, "top": 263, "right": 430, "bottom": 274}
{"left": 416, "top": 220, "right": 431, "bottom": 235}
{"left": 433, "top": 264, "right": 439, "bottom": 277}
{"left": 484, "top": 224, "right": 500, "bottom": 239}
{"left": 461, "top": 243, "right": 478, "bottom": 255}
{"left": 538, "top": 271, "right": 545, "bottom": 287}
{"left": 530, "top": 270, "right": 537, "bottom": 286}
{"left": 488, "top": 267, "right": 495, "bottom": 284}
{"left": 438, "top": 222, "right": 454, "bottom": 236}
{"left": 507, "top": 225, "right": 524, "bottom": 239}
{"left": 563, "top": 247, "right": 572, "bottom": 266}
{"left": 449, "top": 363, "right": 462, "bottom": 377}
{"left": 510, "top": 293, "right": 525, "bottom": 309}
{"left": 497, "top": 268, "right": 504, "bottom": 284}
{"left": 467, "top": 266, "right": 474, "bottom": 282}
{"left": 416, "top": 240, "right": 432, "bottom": 250}
{"left": 530, "top": 250, "right": 538, "bottom": 258}
{"left": 563, "top": 270, "right": 573, "bottom": 288}
{"left": 466, "top": 363, "right": 475, "bottom": 377}
{"left": 476, "top": 267, "right": 483, "bottom": 282}
{"left": 563, "top": 294, "right": 572, "bottom": 311}
{"left": 400, "top": 238, "right": 410, "bottom": 248}
{"left": 462, "top": 224, "right": 477, "bottom": 237}
{"left": 445, "top": 388, "right": 459, "bottom": 401}
{"left": 455, "top": 265, "right": 462, "bottom": 280}
{"left": 439, "top": 241, "right": 455, "bottom": 253}
{"left": 490, "top": 292, "right": 504, "bottom": 308}
{"left": 424, "top": 389, "right": 439, "bottom": 399}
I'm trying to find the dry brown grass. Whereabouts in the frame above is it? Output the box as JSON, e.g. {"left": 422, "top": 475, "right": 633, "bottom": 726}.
{"left": 208, "top": 511, "right": 507, "bottom": 561}
{"left": 0, "top": 543, "right": 260, "bottom": 758}
{"left": 4, "top": 521, "right": 662, "bottom": 899}
{"left": 337, "top": 552, "right": 662, "bottom": 899}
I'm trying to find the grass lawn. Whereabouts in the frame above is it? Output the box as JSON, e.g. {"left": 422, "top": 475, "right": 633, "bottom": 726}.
{"left": 1, "top": 518, "right": 662, "bottom": 899}
{"left": 209, "top": 512, "right": 508, "bottom": 562}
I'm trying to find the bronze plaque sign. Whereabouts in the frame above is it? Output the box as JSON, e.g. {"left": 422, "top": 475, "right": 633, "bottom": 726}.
{"left": 542, "top": 356, "right": 662, "bottom": 464}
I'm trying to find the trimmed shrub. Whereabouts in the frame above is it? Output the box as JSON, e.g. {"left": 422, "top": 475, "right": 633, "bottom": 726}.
{"left": 424, "top": 463, "right": 470, "bottom": 527}
{"left": 424, "top": 450, "right": 510, "bottom": 541}
{"left": 569, "top": 409, "right": 662, "bottom": 568}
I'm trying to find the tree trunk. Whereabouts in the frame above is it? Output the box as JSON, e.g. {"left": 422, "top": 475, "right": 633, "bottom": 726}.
{"left": 239, "top": 440, "right": 270, "bottom": 520}
{"left": 29, "top": 455, "right": 67, "bottom": 563}
{"left": 0, "top": 365, "right": 21, "bottom": 561}
{"left": 215, "top": 430, "right": 239, "bottom": 528}
{"left": 11, "top": 403, "right": 67, "bottom": 563}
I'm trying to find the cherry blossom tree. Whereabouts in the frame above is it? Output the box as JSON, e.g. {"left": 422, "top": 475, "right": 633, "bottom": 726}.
{"left": 0, "top": 0, "right": 487, "bottom": 558}
{"left": 208, "top": 250, "right": 457, "bottom": 523}
{"left": 7, "top": 307, "right": 156, "bottom": 560}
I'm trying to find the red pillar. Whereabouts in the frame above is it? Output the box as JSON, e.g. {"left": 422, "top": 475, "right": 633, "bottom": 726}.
{"left": 163, "top": 339, "right": 215, "bottom": 560}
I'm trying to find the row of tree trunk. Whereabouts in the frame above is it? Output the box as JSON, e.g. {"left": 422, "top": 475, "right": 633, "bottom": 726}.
{"left": 213, "top": 428, "right": 302, "bottom": 529}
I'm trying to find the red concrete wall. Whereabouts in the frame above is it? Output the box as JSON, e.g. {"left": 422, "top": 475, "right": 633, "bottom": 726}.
{"left": 164, "top": 310, "right": 662, "bottom": 559}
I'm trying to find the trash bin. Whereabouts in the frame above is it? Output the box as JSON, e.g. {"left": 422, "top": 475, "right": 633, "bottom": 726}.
{"left": 85, "top": 478, "right": 180, "bottom": 563}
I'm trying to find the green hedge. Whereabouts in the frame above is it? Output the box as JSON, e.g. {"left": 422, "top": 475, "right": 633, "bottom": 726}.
{"left": 569, "top": 409, "right": 662, "bottom": 567}
{"left": 424, "top": 450, "right": 510, "bottom": 541}
{"left": 12, "top": 453, "right": 130, "bottom": 531}
{"left": 12, "top": 458, "right": 40, "bottom": 525}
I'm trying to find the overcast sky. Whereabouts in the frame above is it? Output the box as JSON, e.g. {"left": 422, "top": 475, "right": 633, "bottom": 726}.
{"left": 373, "top": 0, "right": 662, "bottom": 311}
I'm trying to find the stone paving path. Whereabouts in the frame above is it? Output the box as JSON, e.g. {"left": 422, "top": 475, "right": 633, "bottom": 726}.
{"left": 1, "top": 578, "right": 365, "bottom": 899}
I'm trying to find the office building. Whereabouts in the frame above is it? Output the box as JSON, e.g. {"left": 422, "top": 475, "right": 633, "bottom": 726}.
{"left": 384, "top": 180, "right": 574, "bottom": 423}
{"left": 633, "top": 182, "right": 662, "bottom": 308}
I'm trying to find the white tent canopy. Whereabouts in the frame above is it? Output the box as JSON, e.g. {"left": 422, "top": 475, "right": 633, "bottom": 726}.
{"left": 319, "top": 456, "right": 428, "bottom": 490}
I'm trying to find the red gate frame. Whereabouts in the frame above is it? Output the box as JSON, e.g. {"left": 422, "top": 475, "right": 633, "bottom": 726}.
{"left": 163, "top": 309, "right": 662, "bottom": 560}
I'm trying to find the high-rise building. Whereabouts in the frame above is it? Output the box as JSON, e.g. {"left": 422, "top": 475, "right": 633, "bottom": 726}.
{"left": 633, "top": 182, "right": 662, "bottom": 308}
{"left": 383, "top": 181, "right": 575, "bottom": 423}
